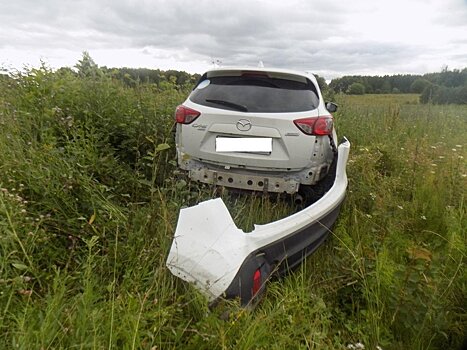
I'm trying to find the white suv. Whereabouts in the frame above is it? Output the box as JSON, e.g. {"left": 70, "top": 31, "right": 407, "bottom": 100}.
{"left": 175, "top": 67, "right": 338, "bottom": 196}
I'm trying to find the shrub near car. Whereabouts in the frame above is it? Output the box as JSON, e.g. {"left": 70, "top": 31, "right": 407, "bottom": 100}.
{"left": 175, "top": 67, "right": 338, "bottom": 196}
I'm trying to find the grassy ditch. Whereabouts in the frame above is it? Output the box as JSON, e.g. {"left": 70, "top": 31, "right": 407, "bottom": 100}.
{"left": 0, "top": 67, "right": 465, "bottom": 349}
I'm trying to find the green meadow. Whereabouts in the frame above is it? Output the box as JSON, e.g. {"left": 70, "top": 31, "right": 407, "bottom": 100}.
{"left": 0, "top": 66, "right": 465, "bottom": 349}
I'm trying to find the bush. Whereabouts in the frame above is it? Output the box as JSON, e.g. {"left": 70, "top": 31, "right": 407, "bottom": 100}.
{"left": 347, "top": 82, "right": 366, "bottom": 95}
{"left": 420, "top": 83, "right": 467, "bottom": 104}
{"left": 410, "top": 78, "right": 431, "bottom": 93}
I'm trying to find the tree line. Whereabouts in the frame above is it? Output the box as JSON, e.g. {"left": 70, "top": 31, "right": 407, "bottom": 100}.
{"left": 2, "top": 52, "right": 465, "bottom": 104}
{"left": 328, "top": 67, "right": 467, "bottom": 104}
{"left": 55, "top": 51, "right": 201, "bottom": 91}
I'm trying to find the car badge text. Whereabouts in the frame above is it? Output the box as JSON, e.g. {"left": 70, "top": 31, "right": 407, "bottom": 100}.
{"left": 192, "top": 124, "right": 207, "bottom": 131}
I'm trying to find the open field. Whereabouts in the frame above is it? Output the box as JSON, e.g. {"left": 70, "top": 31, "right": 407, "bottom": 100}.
{"left": 0, "top": 68, "right": 465, "bottom": 349}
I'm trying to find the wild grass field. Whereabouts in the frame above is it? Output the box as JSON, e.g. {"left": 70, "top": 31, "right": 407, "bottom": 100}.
{"left": 0, "top": 66, "right": 465, "bottom": 349}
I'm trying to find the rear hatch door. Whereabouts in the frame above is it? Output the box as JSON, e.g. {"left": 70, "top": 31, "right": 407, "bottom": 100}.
{"left": 179, "top": 70, "right": 322, "bottom": 171}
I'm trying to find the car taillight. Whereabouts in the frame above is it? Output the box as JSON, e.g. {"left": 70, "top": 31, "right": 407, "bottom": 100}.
{"left": 175, "top": 105, "right": 200, "bottom": 124}
{"left": 252, "top": 268, "right": 262, "bottom": 296}
{"left": 293, "top": 116, "right": 333, "bottom": 136}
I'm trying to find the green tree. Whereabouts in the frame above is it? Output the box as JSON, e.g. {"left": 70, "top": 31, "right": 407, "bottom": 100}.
{"left": 411, "top": 79, "right": 431, "bottom": 93}
{"left": 420, "top": 84, "right": 437, "bottom": 103}
{"left": 313, "top": 74, "right": 327, "bottom": 91}
{"left": 75, "top": 51, "right": 101, "bottom": 78}
{"left": 314, "top": 74, "right": 335, "bottom": 101}
{"left": 347, "top": 82, "right": 365, "bottom": 95}
{"left": 455, "top": 86, "right": 467, "bottom": 104}
{"left": 381, "top": 81, "right": 391, "bottom": 94}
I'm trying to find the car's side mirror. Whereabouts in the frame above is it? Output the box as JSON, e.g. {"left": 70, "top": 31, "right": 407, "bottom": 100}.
{"left": 325, "top": 102, "right": 338, "bottom": 113}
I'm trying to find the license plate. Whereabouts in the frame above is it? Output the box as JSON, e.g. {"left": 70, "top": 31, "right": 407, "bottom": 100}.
{"left": 216, "top": 137, "right": 272, "bottom": 153}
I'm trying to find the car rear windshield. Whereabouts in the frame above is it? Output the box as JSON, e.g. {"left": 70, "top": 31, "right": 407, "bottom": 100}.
{"left": 189, "top": 74, "right": 319, "bottom": 113}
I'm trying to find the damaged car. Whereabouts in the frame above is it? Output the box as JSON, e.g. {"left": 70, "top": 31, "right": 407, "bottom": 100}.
{"left": 174, "top": 67, "right": 339, "bottom": 201}
{"left": 167, "top": 67, "right": 350, "bottom": 306}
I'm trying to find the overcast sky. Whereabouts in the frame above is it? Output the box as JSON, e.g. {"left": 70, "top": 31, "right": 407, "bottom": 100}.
{"left": 1, "top": 0, "right": 466, "bottom": 79}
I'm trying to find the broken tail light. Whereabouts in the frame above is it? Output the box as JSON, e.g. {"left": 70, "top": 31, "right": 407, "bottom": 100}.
{"left": 175, "top": 105, "right": 200, "bottom": 124}
{"left": 294, "top": 116, "right": 333, "bottom": 136}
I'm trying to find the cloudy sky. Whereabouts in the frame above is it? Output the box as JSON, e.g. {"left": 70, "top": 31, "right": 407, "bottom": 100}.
{"left": 1, "top": 0, "right": 466, "bottom": 79}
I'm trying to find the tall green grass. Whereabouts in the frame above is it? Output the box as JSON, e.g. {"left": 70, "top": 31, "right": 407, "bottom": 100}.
{"left": 0, "top": 66, "right": 465, "bottom": 349}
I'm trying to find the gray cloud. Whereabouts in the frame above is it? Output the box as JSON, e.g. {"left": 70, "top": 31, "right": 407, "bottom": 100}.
{"left": 434, "top": 0, "right": 467, "bottom": 26}
{"left": 1, "top": 0, "right": 466, "bottom": 78}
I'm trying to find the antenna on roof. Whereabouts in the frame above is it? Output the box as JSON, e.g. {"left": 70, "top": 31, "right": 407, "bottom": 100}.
{"left": 258, "top": 60, "right": 264, "bottom": 68}
{"left": 211, "top": 58, "right": 222, "bottom": 68}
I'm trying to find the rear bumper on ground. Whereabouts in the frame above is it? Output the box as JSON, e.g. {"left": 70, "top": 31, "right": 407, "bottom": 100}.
{"left": 166, "top": 138, "right": 350, "bottom": 305}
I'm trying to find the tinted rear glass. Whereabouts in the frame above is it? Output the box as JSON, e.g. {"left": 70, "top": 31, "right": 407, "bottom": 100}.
{"left": 189, "top": 75, "right": 319, "bottom": 113}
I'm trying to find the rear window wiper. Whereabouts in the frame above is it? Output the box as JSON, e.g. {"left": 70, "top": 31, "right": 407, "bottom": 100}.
{"left": 205, "top": 99, "right": 248, "bottom": 112}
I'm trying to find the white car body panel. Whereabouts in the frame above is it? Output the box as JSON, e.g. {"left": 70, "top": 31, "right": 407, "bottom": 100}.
{"left": 166, "top": 139, "right": 350, "bottom": 300}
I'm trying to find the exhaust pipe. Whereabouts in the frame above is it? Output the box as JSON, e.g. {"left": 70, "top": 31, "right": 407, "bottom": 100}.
{"left": 294, "top": 193, "right": 304, "bottom": 206}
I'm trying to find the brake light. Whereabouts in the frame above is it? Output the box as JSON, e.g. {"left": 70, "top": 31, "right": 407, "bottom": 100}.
{"left": 252, "top": 268, "right": 262, "bottom": 296}
{"left": 293, "top": 116, "right": 333, "bottom": 135}
{"left": 241, "top": 71, "right": 269, "bottom": 78}
{"left": 175, "top": 105, "right": 200, "bottom": 124}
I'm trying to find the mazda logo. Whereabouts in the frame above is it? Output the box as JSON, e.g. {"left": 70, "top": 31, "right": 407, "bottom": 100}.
{"left": 236, "top": 119, "right": 252, "bottom": 131}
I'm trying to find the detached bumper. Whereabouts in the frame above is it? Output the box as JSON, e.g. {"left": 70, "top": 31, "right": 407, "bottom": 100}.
{"left": 166, "top": 138, "right": 350, "bottom": 304}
